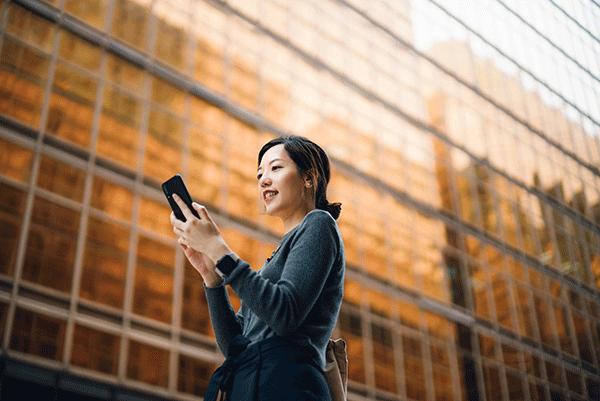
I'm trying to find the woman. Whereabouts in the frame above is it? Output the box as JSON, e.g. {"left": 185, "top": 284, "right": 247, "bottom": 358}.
{"left": 170, "top": 135, "right": 345, "bottom": 400}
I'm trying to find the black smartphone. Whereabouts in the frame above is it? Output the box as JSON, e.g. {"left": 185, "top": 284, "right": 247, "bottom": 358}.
{"left": 162, "top": 174, "right": 200, "bottom": 221}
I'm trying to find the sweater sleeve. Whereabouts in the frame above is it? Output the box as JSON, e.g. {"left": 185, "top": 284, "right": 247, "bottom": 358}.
{"left": 204, "top": 284, "right": 244, "bottom": 355}
{"left": 223, "top": 210, "right": 340, "bottom": 336}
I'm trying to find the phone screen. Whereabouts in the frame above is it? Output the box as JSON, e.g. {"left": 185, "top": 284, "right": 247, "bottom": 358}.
{"left": 162, "top": 174, "right": 200, "bottom": 221}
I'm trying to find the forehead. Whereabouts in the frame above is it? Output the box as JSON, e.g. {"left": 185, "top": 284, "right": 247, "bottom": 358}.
{"left": 258, "top": 144, "right": 290, "bottom": 167}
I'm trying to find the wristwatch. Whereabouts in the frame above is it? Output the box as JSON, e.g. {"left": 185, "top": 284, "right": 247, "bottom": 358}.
{"left": 215, "top": 253, "right": 239, "bottom": 278}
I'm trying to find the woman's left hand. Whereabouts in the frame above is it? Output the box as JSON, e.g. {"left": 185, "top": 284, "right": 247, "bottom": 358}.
{"left": 170, "top": 194, "right": 231, "bottom": 264}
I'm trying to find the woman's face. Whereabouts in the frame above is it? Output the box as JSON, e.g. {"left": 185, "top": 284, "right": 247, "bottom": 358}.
{"left": 257, "top": 144, "right": 312, "bottom": 223}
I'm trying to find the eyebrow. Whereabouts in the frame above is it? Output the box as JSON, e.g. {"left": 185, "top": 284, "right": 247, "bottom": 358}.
{"left": 257, "top": 158, "right": 284, "bottom": 171}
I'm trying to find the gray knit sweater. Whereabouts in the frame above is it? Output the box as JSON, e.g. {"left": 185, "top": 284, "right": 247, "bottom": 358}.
{"left": 205, "top": 209, "right": 345, "bottom": 368}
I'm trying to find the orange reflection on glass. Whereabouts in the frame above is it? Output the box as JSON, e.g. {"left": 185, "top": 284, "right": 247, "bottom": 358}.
{"left": 178, "top": 354, "right": 216, "bottom": 396}
{"left": 0, "top": 183, "right": 27, "bottom": 276}
{"left": 339, "top": 310, "right": 365, "bottom": 384}
{"left": 553, "top": 301, "right": 574, "bottom": 356}
{"left": 37, "top": 155, "right": 85, "bottom": 202}
{"left": 403, "top": 334, "right": 426, "bottom": 400}
{"left": 515, "top": 284, "right": 535, "bottom": 339}
{"left": 111, "top": 0, "right": 150, "bottom": 51}
{"left": 138, "top": 197, "right": 174, "bottom": 238}
{"left": 81, "top": 216, "right": 128, "bottom": 309}
{"left": 0, "top": 37, "right": 50, "bottom": 128}
{"left": 46, "top": 62, "right": 97, "bottom": 148}
{"left": 226, "top": 119, "right": 260, "bottom": 222}
{"left": 133, "top": 236, "right": 174, "bottom": 323}
{"left": 97, "top": 85, "right": 140, "bottom": 168}
{"left": 368, "top": 289, "right": 392, "bottom": 318}
{"left": 127, "top": 340, "right": 169, "bottom": 388}
{"left": 22, "top": 197, "right": 79, "bottom": 293}
{"left": 0, "top": 138, "right": 33, "bottom": 182}
{"left": 221, "top": 228, "right": 259, "bottom": 270}
{"left": 397, "top": 299, "right": 420, "bottom": 330}
{"left": 181, "top": 260, "right": 213, "bottom": 337}
{"left": 188, "top": 127, "right": 223, "bottom": 207}
{"left": 57, "top": 30, "right": 101, "bottom": 73}
{"left": 5, "top": 3, "right": 55, "bottom": 51}
{"left": 490, "top": 271, "right": 514, "bottom": 331}
{"left": 482, "top": 363, "right": 502, "bottom": 401}
{"left": 65, "top": 0, "right": 108, "bottom": 29}
{"left": 359, "top": 186, "right": 388, "bottom": 281}
{"left": 153, "top": 5, "right": 186, "bottom": 71}
{"left": 343, "top": 278, "right": 362, "bottom": 307}
{"left": 572, "top": 312, "right": 593, "bottom": 364}
{"left": 431, "top": 344, "right": 453, "bottom": 401}
{"left": 414, "top": 212, "right": 448, "bottom": 302}
{"left": 70, "top": 324, "right": 120, "bottom": 375}
{"left": 426, "top": 312, "right": 452, "bottom": 341}
{"left": 10, "top": 307, "right": 66, "bottom": 361}
{"left": 143, "top": 108, "right": 182, "bottom": 181}
{"left": 470, "top": 262, "right": 491, "bottom": 320}
{"left": 534, "top": 295, "right": 555, "bottom": 348}
{"left": 91, "top": 176, "right": 134, "bottom": 221}
{"left": 371, "top": 322, "right": 396, "bottom": 393}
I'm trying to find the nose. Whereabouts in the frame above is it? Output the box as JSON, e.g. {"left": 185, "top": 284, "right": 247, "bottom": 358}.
{"left": 259, "top": 172, "right": 271, "bottom": 187}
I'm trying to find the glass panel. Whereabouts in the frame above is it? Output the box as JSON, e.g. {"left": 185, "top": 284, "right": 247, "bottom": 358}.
{"left": 515, "top": 284, "right": 535, "bottom": 339}
{"left": 397, "top": 299, "right": 420, "bottom": 330}
{"left": 133, "top": 236, "right": 174, "bottom": 323}
{"left": 0, "top": 138, "right": 33, "bottom": 182}
{"left": 70, "top": 324, "right": 120, "bottom": 375}
{"left": 65, "top": 0, "right": 109, "bottom": 29}
{"left": 192, "top": 0, "right": 226, "bottom": 93}
{"left": 46, "top": 61, "right": 97, "bottom": 148}
{"left": 403, "top": 335, "right": 426, "bottom": 400}
{"left": 181, "top": 260, "right": 213, "bottom": 337}
{"left": 0, "top": 183, "right": 27, "bottom": 276}
{"left": 480, "top": 334, "right": 497, "bottom": 360}
{"left": 0, "top": 302, "right": 8, "bottom": 341}
{"left": 90, "top": 176, "right": 134, "bottom": 221}
{"left": 10, "top": 307, "right": 66, "bottom": 361}
{"left": 545, "top": 360, "right": 562, "bottom": 387}
{"left": 188, "top": 126, "right": 222, "bottom": 206}
{"left": 553, "top": 302, "right": 575, "bottom": 355}
{"left": 571, "top": 312, "right": 594, "bottom": 364}
{"left": 470, "top": 262, "right": 491, "bottom": 320}
{"left": 502, "top": 343, "right": 520, "bottom": 370}
{"left": 0, "top": 37, "right": 50, "bottom": 127}
{"left": 57, "top": 30, "right": 101, "bottom": 73}
{"left": 226, "top": 119, "right": 260, "bottom": 222}
{"left": 431, "top": 344, "right": 453, "bottom": 401}
{"left": 506, "top": 371, "right": 525, "bottom": 400}
{"left": 490, "top": 271, "right": 514, "bottom": 331}
{"left": 126, "top": 340, "right": 169, "bottom": 387}
{"left": 339, "top": 310, "right": 365, "bottom": 384}
{"left": 80, "top": 216, "right": 128, "bottom": 309}
{"left": 565, "top": 368, "right": 583, "bottom": 395}
{"left": 5, "top": 3, "right": 55, "bottom": 51}
{"left": 97, "top": 84, "right": 141, "bottom": 168}
{"left": 371, "top": 323, "right": 396, "bottom": 393}
{"left": 37, "top": 155, "right": 85, "bottom": 202}
{"left": 426, "top": 312, "right": 452, "bottom": 341}
{"left": 178, "top": 354, "right": 216, "bottom": 397}
{"left": 359, "top": 187, "right": 387, "bottom": 281}
{"left": 22, "top": 197, "right": 79, "bottom": 293}
{"left": 343, "top": 278, "right": 362, "bottom": 307}
{"left": 482, "top": 363, "right": 503, "bottom": 401}
{"left": 153, "top": 1, "right": 187, "bottom": 71}
{"left": 138, "top": 197, "right": 173, "bottom": 238}
{"left": 143, "top": 108, "right": 182, "bottom": 181}
{"left": 534, "top": 295, "right": 555, "bottom": 348}
{"left": 368, "top": 289, "right": 392, "bottom": 318}
{"left": 221, "top": 228, "right": 259, "bottom": 269}
{"left": 111, "top": 0, "right": 151, "bottom": 51}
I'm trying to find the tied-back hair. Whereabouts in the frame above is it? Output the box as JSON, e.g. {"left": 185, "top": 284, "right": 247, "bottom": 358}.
{"left": 258, "top": 135, "right": 342, "bottom": 220}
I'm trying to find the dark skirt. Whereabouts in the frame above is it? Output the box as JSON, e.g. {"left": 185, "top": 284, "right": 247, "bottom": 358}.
{"left": 204, "top": 335, "right": 331, "bottom": 401}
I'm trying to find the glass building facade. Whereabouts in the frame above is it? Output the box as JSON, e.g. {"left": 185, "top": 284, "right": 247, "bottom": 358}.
{"left": 0, "top": 0, "right": 599, "bottom": 400}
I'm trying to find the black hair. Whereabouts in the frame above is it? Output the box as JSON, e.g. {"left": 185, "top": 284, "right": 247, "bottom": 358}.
{"left": 258, "top": 135, "right": 342, "bottom": 220}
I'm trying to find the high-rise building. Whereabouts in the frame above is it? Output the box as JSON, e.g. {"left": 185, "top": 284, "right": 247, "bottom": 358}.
{"left": 0, "top": 0, "right": 599, "bottom": 400}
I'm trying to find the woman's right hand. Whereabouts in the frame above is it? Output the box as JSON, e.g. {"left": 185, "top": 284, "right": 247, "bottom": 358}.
{"left": 179, "top": 240, "right": 223, "bottom": 288}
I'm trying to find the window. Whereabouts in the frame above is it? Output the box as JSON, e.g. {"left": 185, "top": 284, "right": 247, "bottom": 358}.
{"left": 10, "top": 307, "right": 66, "bottom": 361}
{"left": 127, "top": 340, "right": 169, "bottom": 387}
{"left": 178, "top": 354, "right": 216, "bottom": 397}
{"left": 70, "top": 324, "right": 120, "bottom": 375}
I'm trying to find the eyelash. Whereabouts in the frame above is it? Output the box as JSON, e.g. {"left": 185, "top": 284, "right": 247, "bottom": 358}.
{"left": 257, "top": 166, "right": 281, "bottom": 180}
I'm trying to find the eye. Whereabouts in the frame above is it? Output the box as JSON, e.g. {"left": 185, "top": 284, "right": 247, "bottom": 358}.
{"left": 272, "top": 165, "right": 282, "bottom": 171}
{"left": 256, "top": 173, "right": 262, "bottom": 180}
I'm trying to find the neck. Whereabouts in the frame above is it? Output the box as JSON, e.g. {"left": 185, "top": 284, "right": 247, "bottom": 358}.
{"left": 282, "top": 205, "right": 316, "bottom": 233}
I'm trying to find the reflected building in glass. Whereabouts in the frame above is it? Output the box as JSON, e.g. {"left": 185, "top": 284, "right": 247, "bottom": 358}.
{"left": 0, "top": 0, "right": 599, "bottom": 400}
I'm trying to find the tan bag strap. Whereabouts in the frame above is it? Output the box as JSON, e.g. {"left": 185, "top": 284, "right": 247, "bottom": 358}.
{"left": 324, "top": 338, "right": 348, "bottom": 401}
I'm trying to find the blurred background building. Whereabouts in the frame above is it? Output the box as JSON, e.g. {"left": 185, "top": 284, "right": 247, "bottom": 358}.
{"left": 0, "top": 0, "right": 599, "bottom": 400}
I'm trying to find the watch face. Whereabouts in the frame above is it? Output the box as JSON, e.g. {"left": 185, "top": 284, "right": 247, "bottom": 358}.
{"left": 217, "top": 254, "right": 237, "bottom": 275}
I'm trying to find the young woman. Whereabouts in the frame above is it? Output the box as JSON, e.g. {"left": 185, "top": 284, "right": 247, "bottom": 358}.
{"left": 170, "top": 135, "right": 345, "bottom": 400}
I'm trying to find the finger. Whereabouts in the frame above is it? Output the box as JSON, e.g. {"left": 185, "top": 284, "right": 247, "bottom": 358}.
{"left": 173, "top": 194, "right": 196, "bottom": 221}
{"left": 178, "top": 236, "right": 189, "bottom": 247}
{"left": 193, "top": 202, "right": 213, "bottom": 223}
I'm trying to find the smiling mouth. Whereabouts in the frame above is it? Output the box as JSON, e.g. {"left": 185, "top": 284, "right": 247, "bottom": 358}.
{"left": 263, "top": 191, "right": 278, "bottom": 200}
